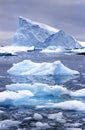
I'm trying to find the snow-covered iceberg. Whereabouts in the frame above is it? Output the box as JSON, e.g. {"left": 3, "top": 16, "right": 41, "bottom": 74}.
{"left": 8, "top": 60, "right": 79, "bottom": 76}
{"left": 44, "top": 30, "right": 82, "bottom": 50}
{"left": 13, "top": 17, "right": 82, "bottom": 50}
{"left": 13, "top": 17, "right": 58, "bottom": 48}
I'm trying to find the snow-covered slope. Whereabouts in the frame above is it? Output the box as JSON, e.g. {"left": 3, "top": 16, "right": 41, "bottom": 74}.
{"left": 43, "top": 30, "right": 82, "bottom": 49}
{"left": 8, "top": 60, "right": 79, "bottom": 76}
{"left": 13, "top": 17, "right": 58, "bottom": 47}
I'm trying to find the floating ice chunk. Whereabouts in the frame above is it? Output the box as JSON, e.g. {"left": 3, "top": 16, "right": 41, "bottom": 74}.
{"left": 65, "top": 122, "right": 82, "bottom": 128}
{"left": 70, "top": 88, "right": 85, "bottom": 97}
{"left": 8, "top": 60, "right": 79, "bottom": 76}
{"left": 67, "top": 128, "right": 82, "bottom": 130}
{"left": 37, "top": 100, "right": 85, "bottom": 111}
{"left": 35, "top": 121, "right": 50, "bottom": 128}
{"left": 44, "top": 30, "right": 82, "bottom": 50}
{"left": 70, "top": 48, "right": 85, "bottom": 54}
{"left": 41, "top": 46, "right": 64, "bottom": 53}
{"left": 13, "top": 16, "right": 58, "bottom": 48}
{"left": 0, "top": 90, "right": 33, "bottom": 106}
{"left": 51, "top": 100, "right": 85, "bottom": 111}
{"left": 6, "top": 83, "right": 69, "bottom": 97}
{"left": 48, "top": 112, "right": 66, "bottom": 123}
{"left": 33, "top": 113, "right": 43, "bottom": 120}
{"left": 0, "top": 45, "right": 34, "bottom": 55}
{"left": 0, "top": 119, "right": 20, "bottom": 129}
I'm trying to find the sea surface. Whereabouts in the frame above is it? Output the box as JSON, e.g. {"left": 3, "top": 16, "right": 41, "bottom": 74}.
{"left": 0, "top": 49, "right": 85, "bottom": 130}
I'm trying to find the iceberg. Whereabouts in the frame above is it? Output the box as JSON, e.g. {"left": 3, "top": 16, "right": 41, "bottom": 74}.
{"left": 12, "top": 17, "right": 82, "bottom": 50}
{"left": 44, "top": 30, "right": 82, "bottom": 50}
{"left": 8, "top": 60, "right": 79, "bottom": 76}
{"left": 13, "top": 16, "right": 58, "bottom": 48}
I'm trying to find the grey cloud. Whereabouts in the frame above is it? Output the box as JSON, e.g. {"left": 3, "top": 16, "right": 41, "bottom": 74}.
{"left": 0, "top": 0, "right": 85, "bottom": 40}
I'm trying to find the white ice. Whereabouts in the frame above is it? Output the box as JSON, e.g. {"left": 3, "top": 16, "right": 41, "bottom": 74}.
{"left": 13, "top": 16, "right": 58, "bottom": 48}
{"left": 41, "top": 46, "right": 64, "bottom": 53}
{"left": 38, "top": 100, "right": 85, "bottom": 111}
{"left": 0, "top": 119, "right": 20, "bottom": 129}
{"left": 8, "top": 60, "right": 79, "bottom": 76}
{"left": 6, "top": 83, "right": 69, "bottom": 97}
{"left": 0, "top": 45, "right": 34, "bottom": 55}
{"left": 13, "top": 17, "right": 81, "bottom": 50}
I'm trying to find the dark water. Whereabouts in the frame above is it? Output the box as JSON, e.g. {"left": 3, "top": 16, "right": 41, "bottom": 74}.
{"left": 0, "top": 50, "right": 85, "bottom": 130}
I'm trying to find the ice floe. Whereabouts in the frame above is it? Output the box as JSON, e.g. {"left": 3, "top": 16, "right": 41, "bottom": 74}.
{"left": 0, "top": 45, "right": 34, "bottom": 55}
{"left": 37, "top": 100, "right": 85, "bottom": 111}
{"left": 7, "top": 60, "right": 79, "bottom": 76}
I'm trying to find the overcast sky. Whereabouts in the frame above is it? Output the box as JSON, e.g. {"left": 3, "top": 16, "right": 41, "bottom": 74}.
{"left": 0, "top": 0, "right": 85, "bottom": 41}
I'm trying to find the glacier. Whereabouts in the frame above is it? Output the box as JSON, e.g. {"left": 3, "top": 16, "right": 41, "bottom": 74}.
{"left": 7, "top": 60, "right": 79, "bottom": 76}
{"left": 13, "top": 17, "right": 82, "bottom": 50}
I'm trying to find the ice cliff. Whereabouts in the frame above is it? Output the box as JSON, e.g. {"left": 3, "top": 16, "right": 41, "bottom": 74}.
{"left": 13, "top": 17, "right": 82, "bottom": 50}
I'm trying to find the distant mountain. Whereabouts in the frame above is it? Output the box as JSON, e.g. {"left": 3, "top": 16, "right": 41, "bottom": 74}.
{"left": 13, "top": 17, "right": 82, "bottom": 49}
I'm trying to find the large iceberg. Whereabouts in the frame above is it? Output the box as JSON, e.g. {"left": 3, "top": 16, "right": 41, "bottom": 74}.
{"left": 13, "top": 17, "right": 58, "bottom": 48}
{"left": 7, "top": 60, "right": 79, "bottom": 76}
{"left": 13, "top": 17, "right": 82, "bottom": 50}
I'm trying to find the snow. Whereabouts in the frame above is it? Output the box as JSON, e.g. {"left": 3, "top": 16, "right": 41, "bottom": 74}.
{"left": 13, "top": 16, "right": 58, "bottom": 48}
{"left": 8, "top": 60, "right": 79, "bottom": 76}
{"left": 0, "top": 119, "right": 20, "bottom": 129}
{"left": 0, "top": 45, "right": 34, "bottom": 55}
{"left": 44, "top": 30, "right": 82, "bottom": 50}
